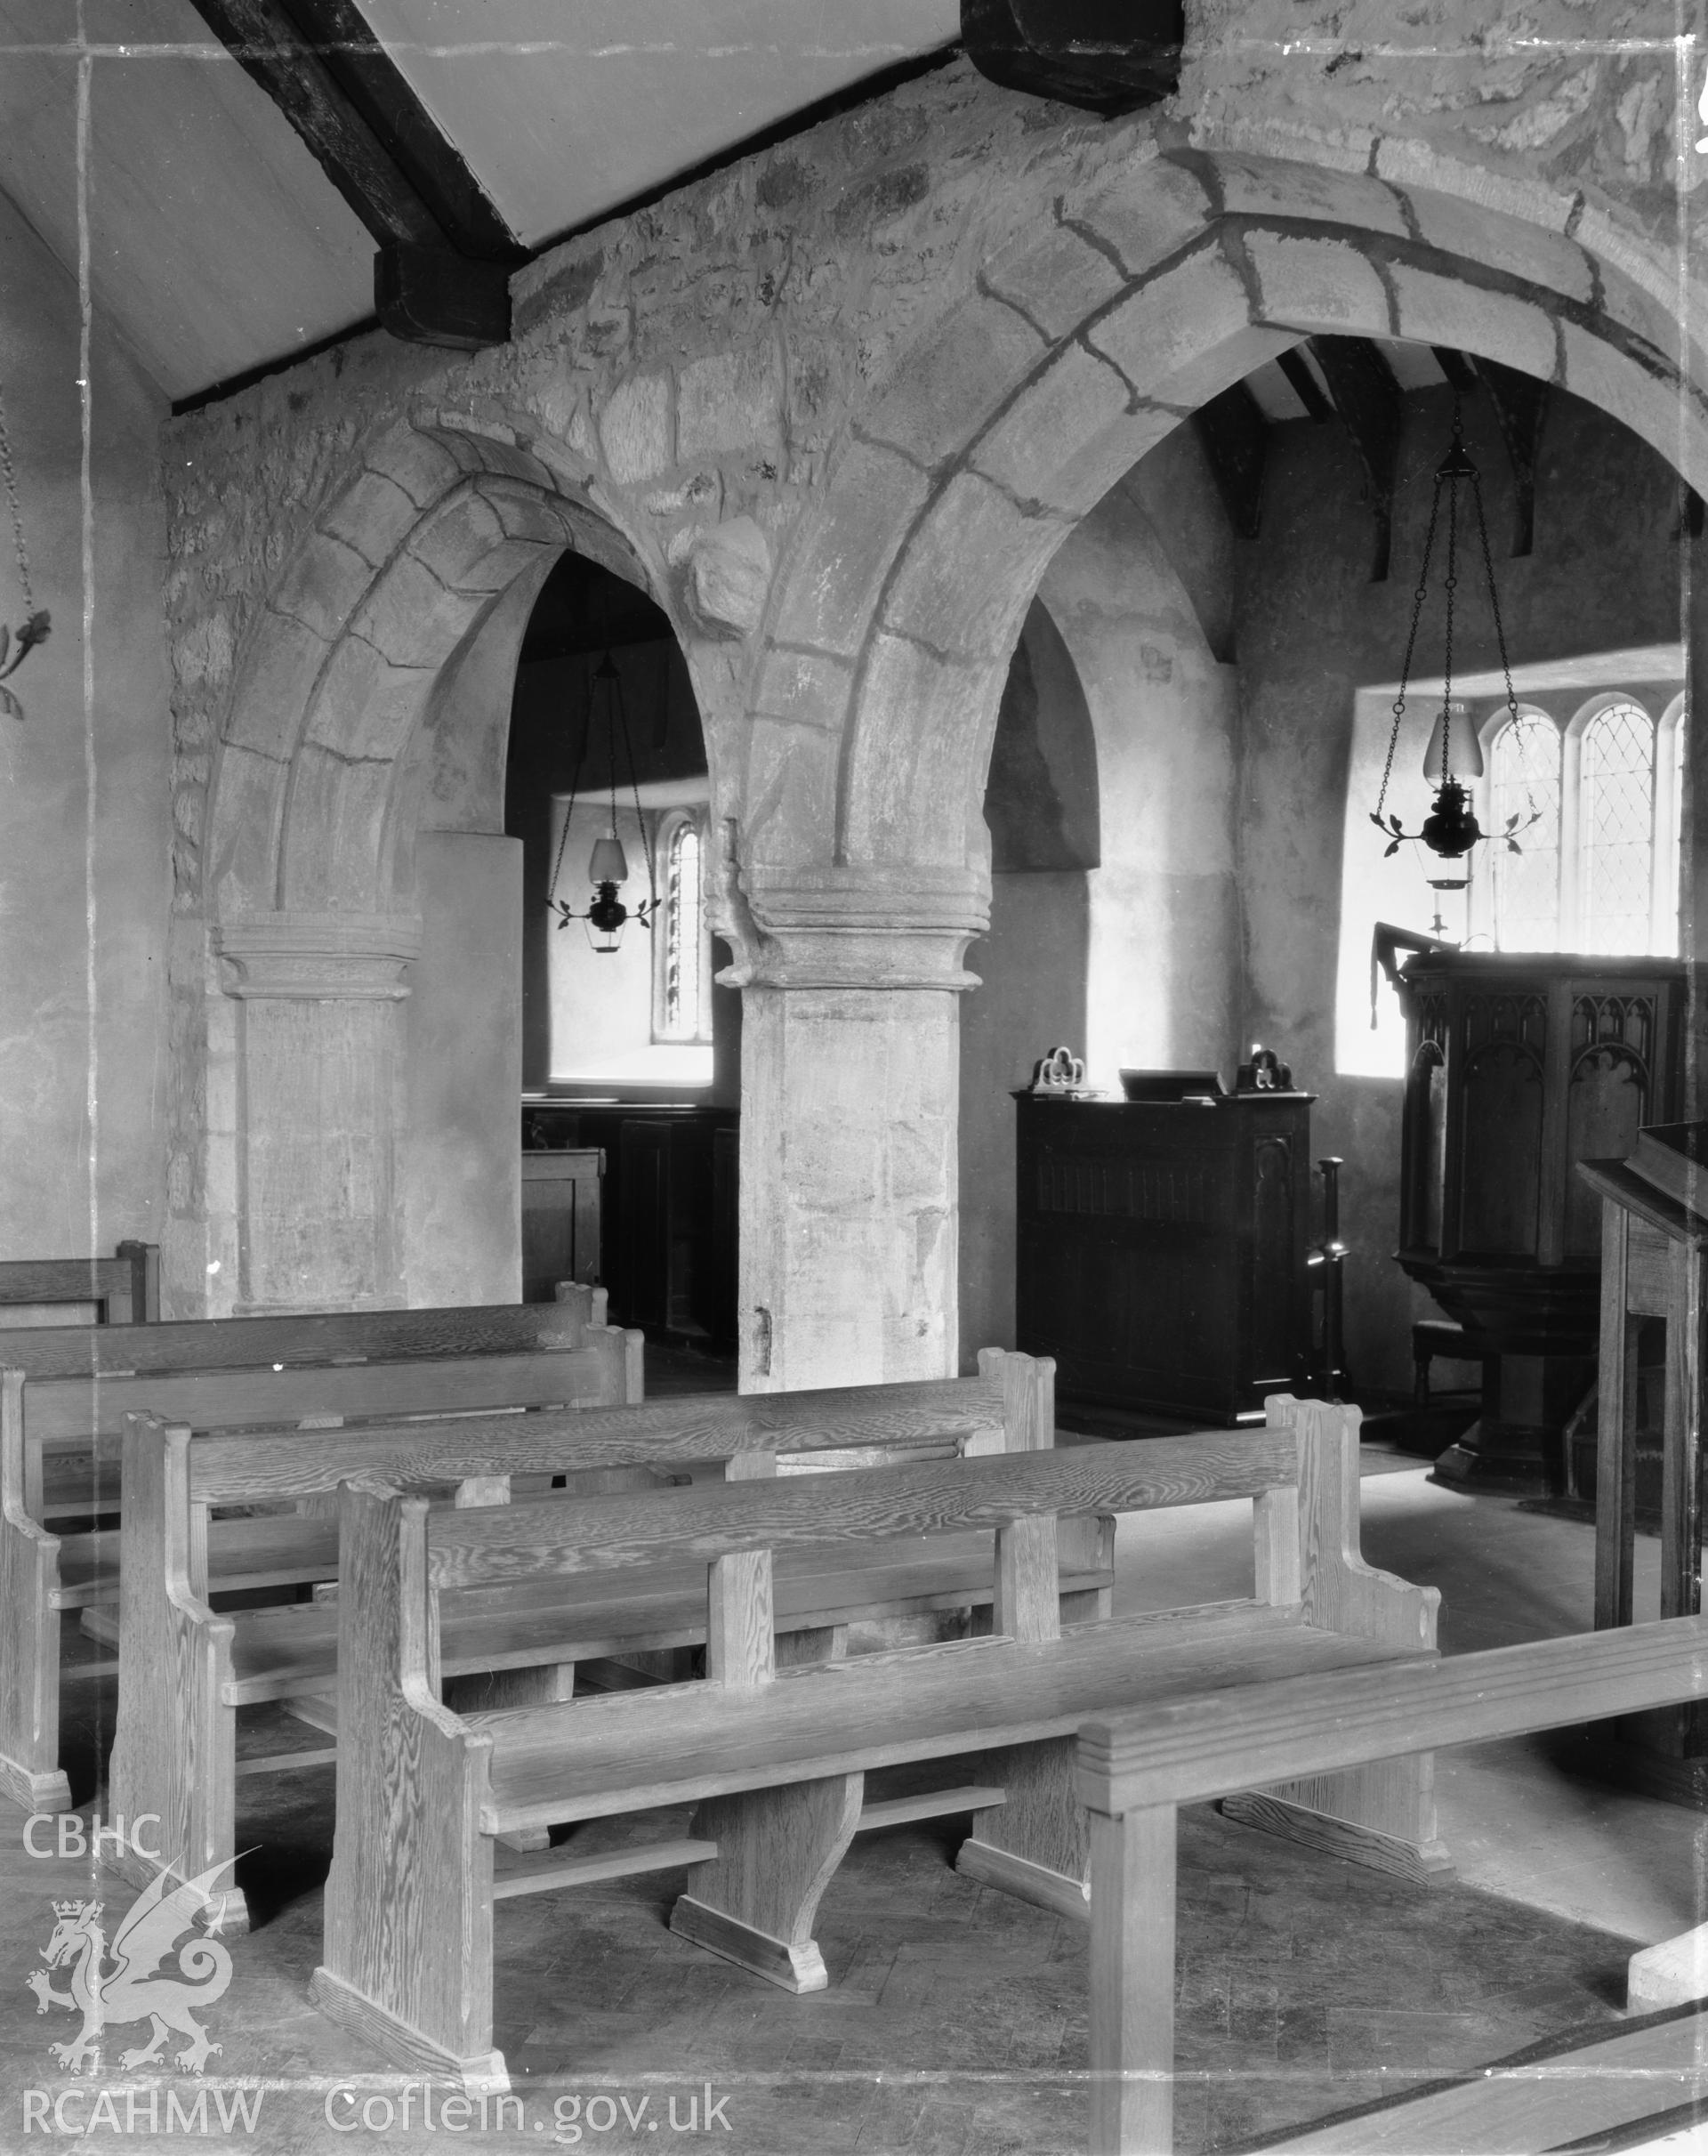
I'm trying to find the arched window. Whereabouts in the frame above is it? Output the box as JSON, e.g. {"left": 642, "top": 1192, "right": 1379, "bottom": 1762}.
{"left": 1487, "top": 708, "right": 1561, "bottom": 952}
{"left": 1475, "top": 692, "right": 1683, "bottom": 957}
{"left": 656, "top": 814, "right": 708, "bottom": 1042}
{"left": 1578, "top": 700, "right": 1656, "bottom": 953}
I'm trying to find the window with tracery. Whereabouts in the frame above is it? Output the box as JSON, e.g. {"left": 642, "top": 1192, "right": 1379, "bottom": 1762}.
{"left": 657, "top": 817, "right": 707, "bottom": 1041}
{"left": 1473, "top": 693, "right": 1683, "bottom": 957}
{"left": 1488, "top": 710, "right": 1561, "bottom": 953}
{"left": 1579, "top": 702, "right": 1656, "bottom": 953}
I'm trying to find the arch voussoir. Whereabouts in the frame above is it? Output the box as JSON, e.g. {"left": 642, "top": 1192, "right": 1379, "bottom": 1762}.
{"left": 280, "top": 746, "right": 399, "bottom": 912}
{"left": 969, "top": 342, "right": 1148, "bottom": 519}
{"left": 1386, "top": 262, "right": 1559, "bottom": 384}
{"left": 980, "top": 222, "right": 1127, "bottom": 343}
{"left": 878, "top": 470, "right": 1070, "bottom": 667}
{"left": 1241, "top": 226, "right": 1395, "bottom": 335}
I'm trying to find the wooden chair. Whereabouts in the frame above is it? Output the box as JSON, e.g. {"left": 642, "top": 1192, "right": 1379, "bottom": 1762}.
{"left": 0, "top": 1242, "right": 159, "bottom": 1328}
{"left": 0, "top": 1292, "right": 631, "bottom": 1815}
{"left": 107, "top": 1353, "right": 1069, "bottom": 1935}
{"left": 310, "top": 1396, "right": 1440, "bottom": 2091}
{"left": 1076, "top": 1613, "right": 1708, "bottom": 2155}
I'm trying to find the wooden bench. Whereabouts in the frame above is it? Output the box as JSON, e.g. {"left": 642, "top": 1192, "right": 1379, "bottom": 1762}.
{"left": 310, "top": 1395, "right": 1441, "bottom": 2091}
{"left": 1076, "top": 1612, "right": 1708, "bottom": 2155}
{"left": 0, "top": 1281, "right": 607, "bottom": 1390}
{"left": 107, "top": 1353, "right": 1072, "bottom": 1935}
{"left": 0, "top": 1294, "right": 632, "bottom": 1815}
{"left": 0, "top": 1280, "right": 610, "bottom": 1546}
{"left": 0, "top": 1242, "right": 159, "bottom": 1328}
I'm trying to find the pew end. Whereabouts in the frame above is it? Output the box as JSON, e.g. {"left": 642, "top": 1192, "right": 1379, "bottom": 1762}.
{"left": 314, "top": 1483, "right": 504, "bottom": 2089}
{"left": 105, "top": 1416, "right": 248, "bottom": 1936}
{"left": 1224, "top": 1395, "right": 1449, "bottom": 1885}
{"left": 0, "top": 1368, "right": 72, "bottom": 1812}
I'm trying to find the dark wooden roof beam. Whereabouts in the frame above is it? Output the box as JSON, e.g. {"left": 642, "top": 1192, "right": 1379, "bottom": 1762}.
{"left": 1193, "top": 379, "right": 1269, "bottom": 541}
{"left": 962, "top": 0, "right": 1184, "bottom": 116}
{"left": 1309, "top": 335, "right": 1403, "bottom": 583}
{"left": 1472, "top": 356, "right": 1549, "bottom": 559}
{"left": 1430, "top": 345, "right": 1478, "bottom": 396}
{"left": 186, "top": 0, "right": 520, "bottom": 349}
{"left": 1275, "top": 346, "right": 1334, "bottom": 424}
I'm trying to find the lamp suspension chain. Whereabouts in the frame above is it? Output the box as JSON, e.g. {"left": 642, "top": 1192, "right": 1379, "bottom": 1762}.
{"left": 1374, "top": 424, "right": 1447, "bottom": 829}
{"left": 616, "top": 656, "right": 659, "bottom": 925}
{"left": 1438, "top": 399, "right": 1461, "bottom": 784}
{"left": 544, "top": 668, "right": 594, "bottom": 916}
{"left": 1467, "top": 417, "right": 1522, "bottom": 739}
{"left": 1368, "top": 381, "right": 1535, "bottom": 875}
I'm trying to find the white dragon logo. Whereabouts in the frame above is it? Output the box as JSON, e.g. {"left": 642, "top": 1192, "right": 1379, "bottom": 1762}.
{"left": 26, "top": 1856, "right": 236, "bottom": 2076}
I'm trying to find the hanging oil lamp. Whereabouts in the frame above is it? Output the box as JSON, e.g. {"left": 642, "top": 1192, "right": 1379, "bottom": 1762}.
{"left": 546, "top": 651, "right": 658, "bottom": 954}
{"left": 1370, "top": 396, "right": 1535, "bottom": 893}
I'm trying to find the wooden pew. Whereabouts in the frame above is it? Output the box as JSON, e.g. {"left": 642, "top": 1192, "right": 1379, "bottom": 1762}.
{"left": 310, "top": 1396, "right": 1440, "bottom": 2091}
{"left": 2, "top": 1280, "right": 610, "bottom": 1543}
{"left": 0, "top": 1299, "right": 632, "bottom": 1815}
{"left": 0, "top": 1242, "right": 159, "bottom": 1328}
{"left": 1076, "top": 1613, "right": 1708, "bottom": 2156}
{"left": 0, "top": 1280, "right": 606, "bottom": 1390}
{"left": 107, "top": 1353, "right": 1068, "bottom": 1935}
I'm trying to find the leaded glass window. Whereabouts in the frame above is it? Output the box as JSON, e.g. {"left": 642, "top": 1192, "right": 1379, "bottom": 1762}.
{"left": 1477, "top": 694, "right": 1683, "bottom": 957}
{"left": 1580, "top": 701, "right": 1656, "bottom": 955}
{"left": 1489, "top": 711, "right": 1561, "bottom": 952}
{"left": 661, "top": 820, "right": 704, "bottom": 1040}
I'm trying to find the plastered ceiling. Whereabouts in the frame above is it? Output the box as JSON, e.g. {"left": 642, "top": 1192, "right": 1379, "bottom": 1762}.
{"left": 0, "top": 0, "right": 957, "bottom": 401}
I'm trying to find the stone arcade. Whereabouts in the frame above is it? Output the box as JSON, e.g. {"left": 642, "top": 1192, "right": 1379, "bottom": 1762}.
{"left": 3, "top": 5, "right": 1708, "bottom": 2149}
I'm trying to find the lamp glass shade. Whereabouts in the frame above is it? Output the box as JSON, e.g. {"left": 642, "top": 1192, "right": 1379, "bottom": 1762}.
{"left": 587, "top": 834, "right": 629, "bottom": 886}
{"left": 1421, "top": 702, "right": 1483, "bottom": 782}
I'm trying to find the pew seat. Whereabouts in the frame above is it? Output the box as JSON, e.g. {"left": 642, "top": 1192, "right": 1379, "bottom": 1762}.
{"left": 471, "top": 1602, "right": 1417, "bottom": 1839}
{"left": 310, "top": 1397, "right": 1443, "bottom": 2092}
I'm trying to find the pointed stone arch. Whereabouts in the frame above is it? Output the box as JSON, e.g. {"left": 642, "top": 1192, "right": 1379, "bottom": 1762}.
{"left": 203, "top": 412, "right": 660, "bottom": 922}
{"left": 178, "top": 413, "right": 681, "bottom": 1316}
{"left": 746, "top": 148, "right": 1708, "bottom": 941}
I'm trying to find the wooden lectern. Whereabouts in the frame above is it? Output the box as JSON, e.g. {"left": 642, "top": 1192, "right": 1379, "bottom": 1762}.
{"left": 1578, "top": 1122, "right": 1708, "bottom": 1805}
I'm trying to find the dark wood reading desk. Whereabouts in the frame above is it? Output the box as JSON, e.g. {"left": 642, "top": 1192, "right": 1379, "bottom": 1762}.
{"left": 1013, "top": 1088, "right": 1314, "bottom": 1424}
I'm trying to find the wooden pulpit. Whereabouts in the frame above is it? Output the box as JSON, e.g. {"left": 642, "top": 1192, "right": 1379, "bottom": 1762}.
{"left": 1383, "top": 945, "right": 1686, "bottom": 1491}
{"left": 1579, "top": 1122, "right": 1708, "bottom": 1805}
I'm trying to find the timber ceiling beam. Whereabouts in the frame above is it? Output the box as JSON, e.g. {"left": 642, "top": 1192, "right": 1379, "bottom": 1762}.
{"left": 187, "top": 0, "right": 521, "bottom": 349}
{"left": 1276, "top": 347, "right": 1334, "bottom": 424}
{"left": 1474, "top": 357, "right": 1548, "bottom": 559}
{"left": 1434, "top": 345, "right": 1546, "bottom": 556}
{"left": 961, "top": 0, "right": 1183, "bottom": 115}
{"left": 1309, "top": 335, "right": 1403, "bottom": 583}
{"left": 1194, "top": 379, "right": 1269, "bottom": 541}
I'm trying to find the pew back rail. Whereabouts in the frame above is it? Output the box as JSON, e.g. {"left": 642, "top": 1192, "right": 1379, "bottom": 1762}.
{"left": 0, "top": 1243, "right": 159, "bottom": 1328}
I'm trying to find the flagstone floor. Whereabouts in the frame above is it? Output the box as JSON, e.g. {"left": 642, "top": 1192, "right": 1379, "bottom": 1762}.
{"left": 1, "top": 1433, "right": 1703, "bottom": 2155}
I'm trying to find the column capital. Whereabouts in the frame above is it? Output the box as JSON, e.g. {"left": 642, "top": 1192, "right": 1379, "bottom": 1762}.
{"left": 715, "top": 865, "right": 989, "bottom": 991}
{"left": 216, "top": 912, "right": 423, "bottom": 1001}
